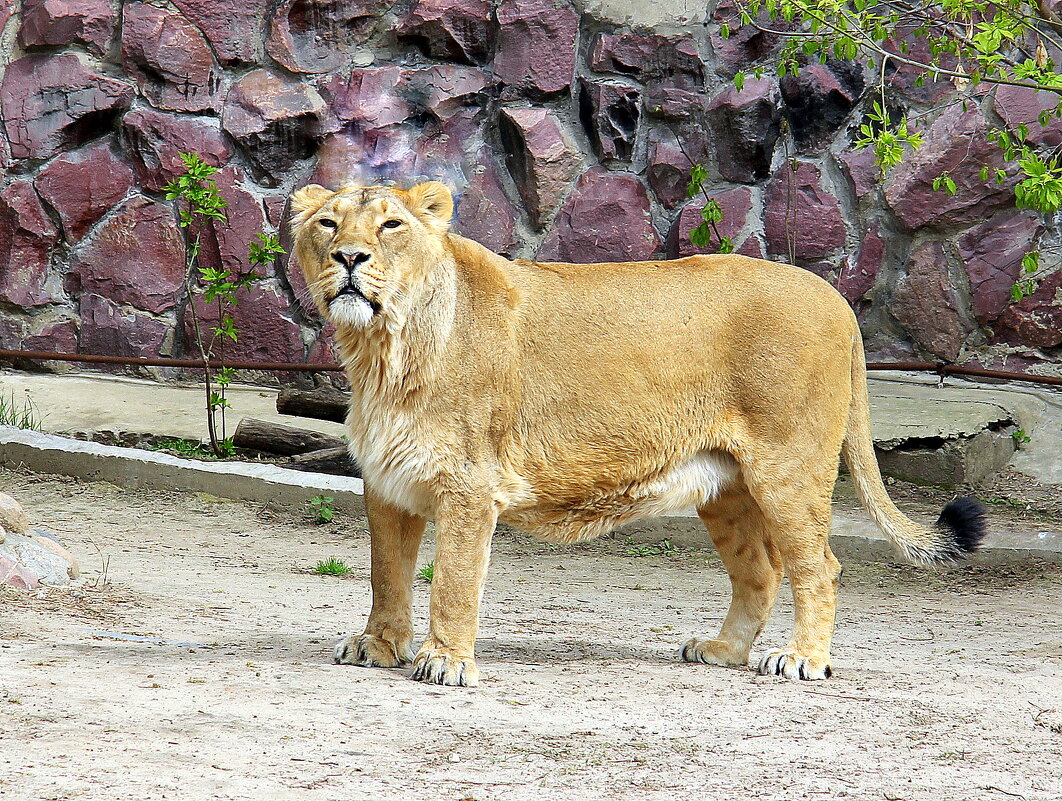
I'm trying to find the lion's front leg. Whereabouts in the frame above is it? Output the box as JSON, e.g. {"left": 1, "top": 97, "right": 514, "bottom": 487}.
{"left": 334, "top": 487, "right": 425, "bottom": 668}
{"left": 410, "top": 495, "right": 496, "bottom": 687}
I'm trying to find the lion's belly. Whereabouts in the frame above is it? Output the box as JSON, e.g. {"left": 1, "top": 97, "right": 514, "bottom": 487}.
{"left": 502, "top": 450, "right": 740, "bottom": 543}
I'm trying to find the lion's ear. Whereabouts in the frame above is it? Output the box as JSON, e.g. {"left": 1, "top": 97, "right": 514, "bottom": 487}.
{"left": 290, "top": 184, "right": 333, "bottom": 216}
{"left": 404, "top": 181, "right": 454, "bottom": 230}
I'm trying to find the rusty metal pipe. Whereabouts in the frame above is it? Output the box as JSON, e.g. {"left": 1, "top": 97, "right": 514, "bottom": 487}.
{"left": 866, "top": 361, "right": 1062, "bottom": 387}
{"left": 0, "top": 349, "right": 344, "bottom": 372}
{"left": 0, "top": 349, "right": 1059, "bottom": 387}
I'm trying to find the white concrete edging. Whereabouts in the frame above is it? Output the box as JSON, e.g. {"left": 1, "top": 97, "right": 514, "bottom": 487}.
{"left": 0, "top": 426, "right": 365, "bottom": 514}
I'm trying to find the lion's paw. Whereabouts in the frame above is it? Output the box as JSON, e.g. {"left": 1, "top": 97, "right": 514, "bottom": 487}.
{"left": 333, "top": 633, "right": 412, "bottom": 668}
{"left": 680, "top": 637, "right": 749, "bottom": 667}
{"left": 410, "top": 647, "right": 478, "bottom": 687}
{"left": 757, "top": 649, "right": 832, "bottom": 680}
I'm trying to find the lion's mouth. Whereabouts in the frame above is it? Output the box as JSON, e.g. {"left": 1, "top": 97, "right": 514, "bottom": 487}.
{"left": 331, "top": 283, "right": 381, "bottom": 315}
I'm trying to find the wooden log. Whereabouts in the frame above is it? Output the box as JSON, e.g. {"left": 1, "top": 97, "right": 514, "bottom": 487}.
{"left": 285, "top": 446, "right": 360, "bottom": 478}
{"left": 276, "top": 386, "right": 349, "bottom": 423}
{"left": 232, "top": 417, "right": 345, "bottom": 456}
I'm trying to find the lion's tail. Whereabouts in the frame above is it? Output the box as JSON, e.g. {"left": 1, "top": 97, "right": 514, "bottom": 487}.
{"left": 841, "top": 333, "right": 987, "bottom": 564}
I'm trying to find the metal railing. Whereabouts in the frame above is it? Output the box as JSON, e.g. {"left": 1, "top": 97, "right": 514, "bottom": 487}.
{"left": 1, "top": 349, "right": 1060, "bottom": 387}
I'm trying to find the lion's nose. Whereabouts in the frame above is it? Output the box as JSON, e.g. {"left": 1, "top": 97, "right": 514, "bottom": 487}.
{"left": 332, "top": 248, "right": 371, "bottom": 271}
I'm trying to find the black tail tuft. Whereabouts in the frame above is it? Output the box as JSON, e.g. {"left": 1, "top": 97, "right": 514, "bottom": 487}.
{"left": 935, "top": 496, "right": 988, "bottom": 559}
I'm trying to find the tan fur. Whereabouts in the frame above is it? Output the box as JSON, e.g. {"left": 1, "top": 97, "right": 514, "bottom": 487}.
{"left": 291, "top": 181, "right": 951, "bottom": 686}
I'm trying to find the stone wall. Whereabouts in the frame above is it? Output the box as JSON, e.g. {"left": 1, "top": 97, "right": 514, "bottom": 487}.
{"left": 1, "top": 0, "right": 1060, "bottom": 380}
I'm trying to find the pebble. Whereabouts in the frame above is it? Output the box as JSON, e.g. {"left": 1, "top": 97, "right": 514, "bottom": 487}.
{"left": 0, "top": 528, "right": 79, "bottom": 588}
{"left": 1, "top": 552, "right": 41, "bottom": 591}
{"left": 0, "top": 492, "right": 28, "bottom": 537}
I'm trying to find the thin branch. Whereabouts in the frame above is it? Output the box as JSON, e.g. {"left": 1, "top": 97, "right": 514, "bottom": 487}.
{"left": 733, "top": 0, "right": 1062, "bottom": 96}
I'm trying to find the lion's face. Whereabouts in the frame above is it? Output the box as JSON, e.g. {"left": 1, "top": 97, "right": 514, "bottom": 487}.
{"left": 289, "top": 182, "right": 454, "bottom": 329}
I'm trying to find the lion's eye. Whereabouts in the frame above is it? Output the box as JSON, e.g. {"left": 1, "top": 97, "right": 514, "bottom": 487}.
{"left": 319, "top": 218, "right": 337, "bottom": 229}
{"left": 381, "top": 219, "right": 403, "bottom": 230}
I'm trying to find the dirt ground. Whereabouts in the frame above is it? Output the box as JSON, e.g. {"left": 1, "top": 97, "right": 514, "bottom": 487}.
{"left": 1, "top": 468, "right": 1061, "bottom": 801}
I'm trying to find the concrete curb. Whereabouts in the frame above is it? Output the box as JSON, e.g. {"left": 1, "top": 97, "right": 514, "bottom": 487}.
{"left": 0, "top": 426, "right": 366, "bottom": 515}
{"left": 1, "top": 425, "right": 1058, "bottom": 564}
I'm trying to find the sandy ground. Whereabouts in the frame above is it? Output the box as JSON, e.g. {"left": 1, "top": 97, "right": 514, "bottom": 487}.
{"left": 1, "top": 468, "right": 1061, "bottom": 801}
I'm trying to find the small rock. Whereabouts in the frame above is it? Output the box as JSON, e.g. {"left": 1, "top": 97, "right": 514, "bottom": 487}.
{"left": 646, "top": 127, "right": 694, "bottom": 210}
{"left": 0, "top": 52, "right": 134, "bottom": 161}
{"left": 24, "top": 317, "right": 79, "bottom": 355}
{"left": 1, "top": 553, "right": 41, "bottom": 591}
{"left": 18, "top": 0, "right": 117, "bottom": 56}
{"left": 958, "top": 210, "right": 1043, "bottom": 325}
{"left": 836, "top": 221, "right": 885, "bottom": 307}
{"left": 780, "top": 62, "right": 863, "bottom": 150}
{"left": 172, "top": 0, "right": 272, "bottom": 64}
{"left": 121, "top": 2, "right": 222, "bottom": 113}
{"left": 993, "top": 270, "right": 1062, "bottom": 349}
{"left": 840, "top": 147, "right": 880, "bottom": 198}
{"left": 579, "top": 79, "right": 640, "bottom": 162}
{"left": 398, "top": 0, "right": 495, "bottom": 65}
{"left": 454, "top": 153, "right": 520, "bottom": 257}
{"left": 0, "top": 493, "right": 29, "bottom": 535}
{"left": 0, "top": 181, "right": 60, "bottom": 308}
{"left": 536, "top": 167, "right": 660, "bottom": 263}
{"left": 181, "top": 281, "right": 305, "bottom": 367}
{"left": 494, "top": 0, "right": 579, "bottom": 96}
{"left": 222, "top": 69, "right": 330, "bottom": 187}
{"left": 993, "top": 84, "right": 1062, "bottom": 149}
{"left": 77, "top": 294, "right": 171, "bottom": 361}
{"left": 888, "top": 240, "right": 971, "bottom": 361}
{"left": 706, "top": 78, "right": 781, "bottom": 184}
{"left": 497, "top": 107, "right": 582, "bottom": 229}
{"left": 34, "top": 138, "right": 136, "bottom": 242}
{"left": 267, "top": 0, "right": 388, "bottom": 74}
{"left": 31, "top": 529, "right": 80, "bottom": 579}
{"left": 66, "top": 195, "right": 186, "bottom": 314}
{"left": 192, "top": 166, "right": 270, "bottom": 280}
{"left": 668, "top": 186, "right": 757, "bottom": 259}
{"left": 884, "top": 109, "right": 1013, "bottom": 232}
{"left": 122, "top": 107, "right": 233, "bottom": 193}
{"left": 883, "top": 25, "right": 959, "bottom": 104}
{"left": 644, "top": 86, "right": 706, "bottom": 121}
{"left": 763, "top": 161, "right": 846, "bottom": 260}
{"left": 589, "top": 32, "right": 703, "bottom": 85}
{"left": 0, "top": 531, "right": 73, "bottom": 586}
{"left": 710, "top": 0, "right": 788, "bottom": 79}
{"left": 319, "top": 66, "right": 410, "bottom": 129}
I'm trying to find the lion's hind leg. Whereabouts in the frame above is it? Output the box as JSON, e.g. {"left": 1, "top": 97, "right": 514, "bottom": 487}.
{"left": 681, "top": 487, "right": 783, "bottom": 669}
{"left": 752, "top": 477, "right": 841, "bottom": 681}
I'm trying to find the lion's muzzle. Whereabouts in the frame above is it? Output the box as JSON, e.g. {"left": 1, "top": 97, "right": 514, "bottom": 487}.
{"left": 332, "top": 247, "right": 371, "bottom": 270}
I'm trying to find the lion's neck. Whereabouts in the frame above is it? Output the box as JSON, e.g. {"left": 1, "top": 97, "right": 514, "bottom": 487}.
{"left": 336, "top": 266, "right": 457, "bottom": 408}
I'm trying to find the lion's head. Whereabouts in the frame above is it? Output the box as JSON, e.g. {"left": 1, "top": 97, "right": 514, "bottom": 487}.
{"left": 289, "top": 181, "right": 454, "bottom": 330}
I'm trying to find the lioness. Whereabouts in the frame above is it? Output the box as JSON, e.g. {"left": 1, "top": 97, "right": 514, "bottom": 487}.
{"left": 290, "top": 180, "right": 985, "bottom": 686}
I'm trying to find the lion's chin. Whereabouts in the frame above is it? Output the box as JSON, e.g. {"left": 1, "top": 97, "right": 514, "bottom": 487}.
{"left": 329, "top": 294, "right": 375, "bottom": 329}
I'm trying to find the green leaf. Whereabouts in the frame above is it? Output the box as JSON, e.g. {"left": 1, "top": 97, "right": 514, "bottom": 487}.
{"left": 686, "top": 164, "right": 709, "bottom": 199}
{"left": 701, "top": 199, "right": 723, "bottom": 224}
{"left": 734, "top": 70, "right": 745, "bottom": 92}
{"left": 689, "top": 222, "right": 712, "bottom": 248}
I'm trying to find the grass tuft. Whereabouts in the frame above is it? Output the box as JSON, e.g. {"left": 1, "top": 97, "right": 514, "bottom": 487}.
{"left": 0, "top": 392, "right": 43, "bottom": 430}
{"left": 313, "top": 557, "right": 352, "bottom": 576}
